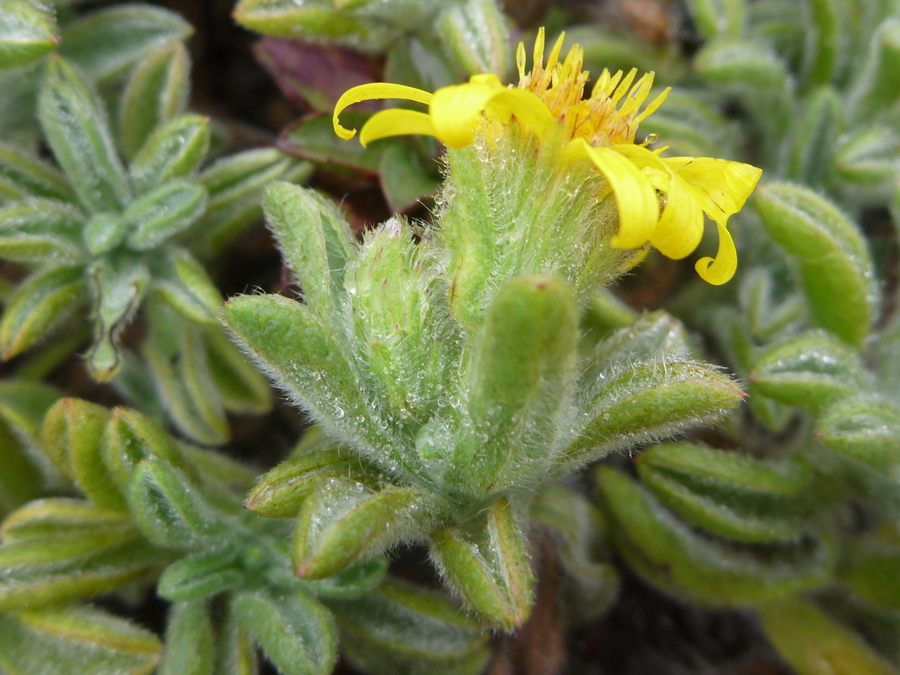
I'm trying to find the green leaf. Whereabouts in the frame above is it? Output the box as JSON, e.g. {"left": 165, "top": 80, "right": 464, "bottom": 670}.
{"left": 327, "top": 579, "right": 491, "bottom": 675}
{"left": 573, "top": 25, "right": 685, "bottom": 84}
{"left": 0, "top": 140, "right": 73, "bottom": 202}
{"left": 204, "top": 327, "right": 273, "bottom": 415}
{"left": 141, "top": 303, "right": 228, "bottom": 445}
{"left": 279, "top": 112, "right": 385, "bottom": 173}
{"left": 430, "top": 497, "right": 534, "bottom": 631}
{"left": 41, "top": 398, "right": 125, "bottom": 510}
{"left": 817, "top": 397, "right": 900, "bottom": 470}
{"left": 581, "top": 290, "right": 640, "bottom": 339}
{"left": 738, "top": 267, "right": 805, "bottom": 341}
{"left": 0, "top": 605, "right": 162, "bottom": 675}
{"left": 120, "top": 43, "right": 191, "bottom": 161}
{"left": 877, "top": 314, "right": 900, "bottom": 398}
{"left": 127, "top": 460, "right": 228, "bottom": 548}
{"left": 233, "top": 589, "right": 338, "bottom": 675}
{"left": 87, "top": 256, "right": 149, "bottom": 381}
{"left": 580, "top": 310, "right": 692, "bottom": 387}
{"left": 104, "top": 406, "right": 200, "bottom": 495}
{"left": 150, "top": 248, "right": 222, "bottom": 325}
{"left": 694, "top": 40, "right": 793, "bottom": 139}
{"left": 0, "top": 379, "right": 60, "bottom": 440}
{"left": 232, "top": 0, "right": 401, "bottom": 51}
{"left": 749, "top": 330, "right": 868, "bottom": 411}
{"left": 753, "top": 182, "right": 877, "bottom": 346}
{"left": 182, "top": 446, "right": 259, "bottom": 499}
{"left": 1, "top": 498, "right": 135, "bottom": 543}
{"left": 245, "top": 447, "right": 363, "bottom": 519}
{"left": 346, "top": 218, "right": 459, "bottom": 425}
{"left": 262, "top": 181, "right": 355, "bottom": 320}
{"left": 380, "top": 144, "right": 441, "bottom": 212}
{"left": 636, "top": 443, "right": 811, "bottom": 543}
{"left": 0, "top": 0, "right": 56, "bottom": 69}
{"left": 839, "top": 527, "right": 900, "bottom": 610}
{"left": 0, "top": 60, "right": 41, "bottom": 147}
{"left": 0, "top": 265, "right": 87, "bottom": 359}
{"left": 292, "top": 478, "right": 428, "bottom": 579}
{"left": 0, "top": 533, "right": 171, "bottom": 610}
{"left": 125, "top": 179, "right": 207, "bottom": 250}
{"left": 435, "top": 0, "right": 509, "bottom": 77}
{"left": 130, "top": 115, "right": 210, "bottom": 193}
{"left": 800, "top": 0, "right": 846, "bottom": 86}
{"left": 847, "top": 18, "right": 900, "bottom": 121}
{"left": 159, "top": 600, "right": 215, "bottom": 675}
{"left": 59, "top": 5, "right": 192, "bottom": 84}
{"left": 834, "top": 125, "right": 900, "bottom": 190}
{"left": 596, "top": 467, "right": 835, "bottom": 607}
{"left": 459, "top": 276, "right": 577, "bottom": 496}
{"left": 215, "top": 600, "right": 260, "bottom": 675}
{"left": 695, "top": 40, "right": 791, "bottom": 94}
{"left": 530, "top": 483, "right": 620, "bottom": 622}
{"left": 83, "top": 211, "right": 130, "bottom": 256}
{"left": 684, "top": 0, "right": 746, "bottom": 39}
{"left": 786, "top": 87, "right": 842, "bottom": 187}
{"left": 0, "top": 381, "right": 61, "bottom": 514}
{"left": 192, "top": 148, "right": 309, "bottom": 257}
{"left": 708, "top": 308, "right": 795, "bottom": 432}
{"left": 0, "top": 198, "right": 84, "bottom": 262}
{"left": 0, "top": 415, "right": 47, "bottom": 516}
{"left": 384, "top": 35, "right": 457, "bottom": 93}
{"left": 157, "top": 549, "right": 244, "bottom": 602}
{"left": 747, "top": 0, "right": 804, "bottom": 67}
{"left": 757, "top": 598, "right": 900, "bottom": 675}
{"left": 562, "top": 360, "right": 743, "bottom": 471}
{"left": 223, "top": 294, "right": 372, "bottom": 450}
{"left": 302, "top": 557, "right": 388, "bottom": 600}
{"left": 38, "top": 55, "right": 131, "bottom": 212}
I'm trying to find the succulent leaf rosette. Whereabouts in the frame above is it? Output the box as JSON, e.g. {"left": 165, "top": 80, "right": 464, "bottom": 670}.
{"left": 224, "top": 30, "right": 758, "bottom": 629}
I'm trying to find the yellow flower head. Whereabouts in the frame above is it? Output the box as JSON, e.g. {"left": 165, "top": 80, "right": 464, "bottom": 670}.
{"left": 333, "top": 29, "right": 762, "bottom": 285}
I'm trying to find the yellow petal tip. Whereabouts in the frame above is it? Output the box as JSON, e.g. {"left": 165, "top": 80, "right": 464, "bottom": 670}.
{"left": 695, "top": 257, "right": 734, "bottom": 285}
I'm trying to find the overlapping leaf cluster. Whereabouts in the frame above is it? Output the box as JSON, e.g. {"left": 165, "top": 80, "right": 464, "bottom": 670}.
{"left": 571, "top": 0, "right": 900, "bottom": 670}
{"left": 0, "top": 398, "right": 492, "bottom": 675}
{"left": 0, "top": 5, "right": 314, "bottom": 444}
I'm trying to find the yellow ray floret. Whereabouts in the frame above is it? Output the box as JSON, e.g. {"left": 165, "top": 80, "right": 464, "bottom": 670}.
{"left": 332, "top": 28, "right": 762, "bottom": 285}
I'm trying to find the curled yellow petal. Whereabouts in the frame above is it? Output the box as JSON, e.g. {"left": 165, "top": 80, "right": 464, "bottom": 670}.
{"left": 609, "top": 145, "right": 704, "bottom": 260}
{"left": 664, "top": 157, "right": 762, "bottom": 225}
{"left": 359, "top": 109, "right": 437, "bottom": 147}
{"left": 651, "top": 174, "right": 704, "bottom": 260}
{"left": 333, "top": 83, "right": 434, "bottom": 141}
{"left": 695, "top": 221, "right": 738, "bottom": 285}
{"left": 564, "top": 138, "right": 659, "bottom": 249}
{"left": 430, "top": 78, "right": 506, "bottom": 149}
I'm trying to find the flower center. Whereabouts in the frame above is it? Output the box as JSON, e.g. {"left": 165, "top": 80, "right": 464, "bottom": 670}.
{"left": 516, "top": 30, "right": 667, "bottom": 147}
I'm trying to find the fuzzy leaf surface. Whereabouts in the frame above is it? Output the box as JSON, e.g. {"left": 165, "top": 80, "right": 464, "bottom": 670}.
{"left": 430, "top": 498, "right": 534, "bottom": 631}
{"left": 749, "top": 330, "right": 868, "bottom": 411}
{"left": 753, "top": 182, "right": 876, "bottom": 346}
{"left": 59, "top": 5, "right": 192, "bottom": 83}
{"left": 233, "top": 589, "right": 338, "bottom": 675}
{"left": 120, "top": 43, "right": 191, "bottom": 161}
{"left": 38, "top": 55, "right": 131, "bottom": 213}
{"left": 327, "top": 579, "right": 490, "bottom": 675}
{"left": 596, "top": 467, "right": 835, "bottom": 607}
{"left": 0, "top": 605, "right": 162, "bottom": 675}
